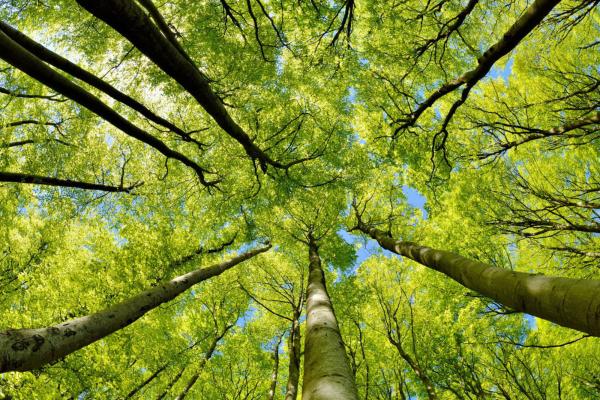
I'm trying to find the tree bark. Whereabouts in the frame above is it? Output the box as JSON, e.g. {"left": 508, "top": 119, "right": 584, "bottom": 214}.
{"left": 302, "top": 236, "right": 358, "bottom": 400}
{"left": 357, "top": 224, "right": 600, "bottom": 337}
{"left": 0, "top": 245, "right": 270, "bottom": 372}
{"left": 285, "top": 314, "right": 302, "bottom": 400}
{"left": 268, "top": 333, "right": 283, "bottom": 400}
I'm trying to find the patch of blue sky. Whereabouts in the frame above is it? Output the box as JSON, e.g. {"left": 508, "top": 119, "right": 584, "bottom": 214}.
{"left": 236, "top": 305, "right": 257, "bottom": 328}
{"left": 233, "top": 239, "right": 263, "bottom": 255}
{"left": 105, "top": 132, "right": 116, "bottom": 147}
{"left": 524, "top": 313, "right": 537, "bottom": 330}
{"left": 275, "top": 53, "right": 284, "bottom": 75}
{"left": 402, "top": 185, "right": 427, "bottom": 219}
{"left": 338, "top": 230, "right": 395, "bottom": 276}
{"left": 488, "top": 57, "right": 514, "bottom": 85}
{"left": 346, "top": 86, "right": 357, "bottom": 103}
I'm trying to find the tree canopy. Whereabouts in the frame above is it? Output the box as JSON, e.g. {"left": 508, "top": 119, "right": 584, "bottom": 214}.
{"left": 0, "top": 0, "right": 599, "bottom": 398}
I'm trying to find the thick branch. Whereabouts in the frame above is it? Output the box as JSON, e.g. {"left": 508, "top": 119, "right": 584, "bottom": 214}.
{"left": 394, "top": 0, "right": 560, "bottom": 134}
{"left": 76, "top": 0, "right": 288, "bottom": 173}
{"left": 0, "top": 172, "right": 138, "bottom": 193}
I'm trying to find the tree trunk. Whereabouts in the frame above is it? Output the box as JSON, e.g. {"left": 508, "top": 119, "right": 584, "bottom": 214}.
{"left": 0, "top": 245, "right": 270, "bottom": 372}
{"left": 357, "top": 224, "right": 600, "bottom": 336}
{"left": 285, "top": 313, "right": 302, "bottom": 400}
{"left": 302, "top": 236, "right": 358, "bottom": 400}
{"left": 268, "top": 333, "right": 283, "bottom": 400}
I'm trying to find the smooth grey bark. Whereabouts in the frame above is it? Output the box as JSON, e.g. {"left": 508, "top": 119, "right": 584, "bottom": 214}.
{"left": 302, "top": 236, "right": 358, "bottom": 400}
{"left": 357, "top": 224, "right": 600, "bottom": 337}
{"left": 0, "top": 27, "right": 215, "bottom": 187}
{"left": 0, "top": 172, "right": 137, "bottom": 193}
{"left": 0, "top": 244, "right": 270, "bottom": 372}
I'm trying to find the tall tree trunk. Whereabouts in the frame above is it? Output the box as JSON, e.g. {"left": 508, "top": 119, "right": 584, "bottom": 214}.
{"left": 76, "top": 0, "right": 282, "bottom": 172}
{"left": 357, "top": 224, "right": 600, "bottom": 336}
{"left": 302, "top": 236, "right": 358, "bottom": 400}
{"left": 285, "top": 312, "right": 302, "bottom": 400}
{"left": 0, "top": 245, "right": 270, "bottom": 372}
{"left": 268, "top": 333, "right": 283, "bottom": 400}
{"left": 174, "top": 323, "right": 234, "bottom": 400}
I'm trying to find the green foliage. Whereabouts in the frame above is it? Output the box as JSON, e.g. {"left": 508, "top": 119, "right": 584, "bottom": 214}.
{"left": 0, "top": 0, "right": 598, "bottom": 398}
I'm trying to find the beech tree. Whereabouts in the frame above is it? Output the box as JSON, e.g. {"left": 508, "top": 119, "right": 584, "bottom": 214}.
{"left": 0, "top": 0, "right": 598, "bottom": 399}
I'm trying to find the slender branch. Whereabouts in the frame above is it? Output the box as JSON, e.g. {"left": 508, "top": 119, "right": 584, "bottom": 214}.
{"left": 0, "top": 85, "right": 66, "bottom": 102}
{"left": 393, "top": 0, "right": 560, "bottom": 136}
{"left": 0, "top": 21, "right": 205, "bottom": 149}
{"left": 0, "top": 27, "right": 218, "bottom": 188}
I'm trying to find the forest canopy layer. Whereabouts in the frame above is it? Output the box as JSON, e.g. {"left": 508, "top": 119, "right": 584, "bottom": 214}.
{"left": 0, "top": 0, "right": 599, "bottom": 398}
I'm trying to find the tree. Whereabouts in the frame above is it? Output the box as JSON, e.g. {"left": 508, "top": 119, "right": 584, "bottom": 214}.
{"left": 0, "top": 0, "right": 598, "bottom": 398}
